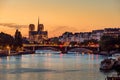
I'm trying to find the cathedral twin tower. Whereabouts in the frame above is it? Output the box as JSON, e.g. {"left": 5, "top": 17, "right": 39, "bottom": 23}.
{"left": 29, "top": 18, "right": 48, "bottom": 43}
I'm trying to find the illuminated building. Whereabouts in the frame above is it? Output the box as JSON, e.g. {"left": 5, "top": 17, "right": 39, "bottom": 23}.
{"left": 91, "top": 30, "right": 104, "bottom": 41}
{"left": 104, "top": 28, "right": 120, "bottom": 38}
{"left": 58, "top": 28, "right": 120, "bottom": 43}
{"left": 29, "top": 18, "right": 48, "bottom": 43}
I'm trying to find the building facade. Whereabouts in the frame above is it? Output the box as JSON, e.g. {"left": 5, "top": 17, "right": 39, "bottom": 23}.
{"left": 29, "top": 18, "right": 48, "bottom": 43}
{"left": 58, "top": 28, "right": 120, "bottom": 44}
{"left": 91, "top": 30, "right": 104, "bottom": 41}
{"left": 104, "top": 28, "right": 120, "bottom": 38}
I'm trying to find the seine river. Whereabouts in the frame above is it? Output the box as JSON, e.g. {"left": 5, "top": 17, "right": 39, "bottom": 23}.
{"left": 0, "top": 51, "right": 115, "bottom": 80}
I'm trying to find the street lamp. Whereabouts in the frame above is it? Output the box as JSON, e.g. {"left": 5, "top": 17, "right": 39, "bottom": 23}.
{"left": 6, "top": 45, "right": 10, "bottom": 55}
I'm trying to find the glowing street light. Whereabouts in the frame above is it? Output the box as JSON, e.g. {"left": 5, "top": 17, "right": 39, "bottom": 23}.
{"left": 6, "top": 45, "right": 11, "bottom": 55}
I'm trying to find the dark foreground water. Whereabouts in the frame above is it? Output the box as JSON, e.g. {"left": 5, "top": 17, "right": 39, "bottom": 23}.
{"left": 0, "top": 52, "right": 114, "bottom": 80}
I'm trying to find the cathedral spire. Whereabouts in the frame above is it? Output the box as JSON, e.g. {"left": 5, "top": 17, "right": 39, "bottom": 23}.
{"left": 37, "top": 17, "right": 40, "bottom": 32}
{"left": 38, "top": 17, "right": 39, "bottom": 26}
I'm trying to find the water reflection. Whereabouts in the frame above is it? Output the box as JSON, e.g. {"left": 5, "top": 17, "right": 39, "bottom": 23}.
{"left": 0, "top": 52, "right": 112, "bottom": 80}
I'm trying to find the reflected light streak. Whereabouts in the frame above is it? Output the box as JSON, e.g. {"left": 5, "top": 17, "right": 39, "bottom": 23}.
{"left": 48, "top": 53, "right": 52, "bottom": 56}
{"left": 60, "top": 53, "right": 63, "bottom": 58}
{"left": 6, "top": 56, "right": 10, "bottom": 69}
{"left": 96, "top": 54, "right": 99, "bottom": 61}
{"left": 88, "top": 54, "right": 94, "bottom": 68}
{"left": 91, "top": 54, "right": 94, "bottom": 60}
{"left": 44, "top": 53, "right": 52, "bottom": 56}
{"left": 0, "top": 58, "right": 2, "bottom": 62}
{"left": 6, "top": 56, "right": 10, "bottom": 61}
{"left": 44, "top": 56, "right": 52, "bottom": 68}
{"left": 75, "top": 53, "right": 81, "bottom": 69}
{"left": 82, "top": 52, "right": 85, "bottom": 55}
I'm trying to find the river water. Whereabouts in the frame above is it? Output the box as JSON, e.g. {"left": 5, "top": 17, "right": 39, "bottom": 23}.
{"left": 0, "top": 51, "right": 115, "bottom": 80}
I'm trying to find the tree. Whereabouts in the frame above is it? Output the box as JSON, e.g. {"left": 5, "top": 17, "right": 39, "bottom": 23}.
{"left": 81, "top": 39, "right": 98, "bottom": 47}
{"left": 22, "top": 37, "right": 29, "bottom": 44}
{"left": 116, "top": 35, "right": 120, "bottom": 50}
{"left": 99, "top": 35, "right": 116, "bottom": 52}
{"left": 69, "top": 41, "right": 77, "bottom": 47}
{"left": 0, "top": 32, "right": 14, "bottom": 49}
{"left": 14, "top": 29, "right": 23, "bottom": 50}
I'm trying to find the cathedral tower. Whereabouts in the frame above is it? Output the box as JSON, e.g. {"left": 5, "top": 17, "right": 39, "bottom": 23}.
{"left": 37, "top": 18, "right": 44, "bottom": 32}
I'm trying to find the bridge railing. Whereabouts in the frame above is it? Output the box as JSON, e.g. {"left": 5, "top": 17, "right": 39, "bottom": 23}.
{"left": 23, "top": 44, "right": 69, "bottom": 47}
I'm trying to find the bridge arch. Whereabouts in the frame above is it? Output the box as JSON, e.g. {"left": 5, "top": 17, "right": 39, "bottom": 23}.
{"left": 68, "top": 48, "right": 93, "bottom": 53}
{"left": 23, "top": 44, "right": 97, "bottom": 54}
{"left": 36, "top": 47, "right": 60, "bottom": 51}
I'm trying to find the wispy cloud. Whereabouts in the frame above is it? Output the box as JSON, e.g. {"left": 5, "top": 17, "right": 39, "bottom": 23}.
{"left": 51, "top": 26, "right": 77, "bottom": 32}
{"left": 49, "top": 26, "right": 78, "bottom": 37}
{"left": 0, "top": 23, "right": 28, "bottom": 29}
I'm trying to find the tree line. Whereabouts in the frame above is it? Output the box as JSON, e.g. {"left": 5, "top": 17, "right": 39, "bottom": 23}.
{"left": 0, "top": 29, "right": 23, "bottom": 51}
{"left": 100, "top": 35, "right": 120, "bottom": 52}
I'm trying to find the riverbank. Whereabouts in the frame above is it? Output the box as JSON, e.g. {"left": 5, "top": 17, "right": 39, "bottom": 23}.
{"left": 0, "top": 53, "right": 107, "bottom": 80}
{"left": 0, "top": 50, "right": 120, "bottom": 57}
{"left": 0, "top": 50, "right": 35, "bottom": 57}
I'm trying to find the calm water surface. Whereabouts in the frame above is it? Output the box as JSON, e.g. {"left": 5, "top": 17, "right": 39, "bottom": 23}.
{"left": 0, "top": 51, "right": 114, "bottom": 80}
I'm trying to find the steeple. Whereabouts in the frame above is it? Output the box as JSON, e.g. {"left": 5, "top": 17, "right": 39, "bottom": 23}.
{"left": 37, "top": 17, "right": 40, "bottom": 32}
{"left": 37, "top": 17, "right": 44, "bottom": 32}
{"left": 38, "top": 17, "right": 39, "bottom": 28}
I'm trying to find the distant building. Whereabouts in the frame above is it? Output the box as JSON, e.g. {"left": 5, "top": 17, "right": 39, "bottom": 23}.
{"left": 59, "top": 32, "right": 92, "bottom": 43}
{"left": 29, "top": 18, "right": 48, "bottom": 43}
{"left": 59, "top": 32, "right": 73, "bottom": 43}
{"left": 29, "top": 24, "right": 35, "bottom": 31}
{"left": 91, "top": 30, "right": 104, "bottom": 41}
{"left": 58, "top": 28, "right": 120, "bottom": 44}
{"left": 104, "top": 28, "right": 120, "bottom": 38}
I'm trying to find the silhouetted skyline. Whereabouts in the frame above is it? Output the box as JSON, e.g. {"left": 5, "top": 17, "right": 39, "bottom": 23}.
{"left": 0, "top": 0, "right": 120, "bottom": 37}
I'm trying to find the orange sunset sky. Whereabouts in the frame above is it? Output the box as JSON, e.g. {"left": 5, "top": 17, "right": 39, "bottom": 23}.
{"left": 0, "top": 0, "right": 120, "bottom": 38}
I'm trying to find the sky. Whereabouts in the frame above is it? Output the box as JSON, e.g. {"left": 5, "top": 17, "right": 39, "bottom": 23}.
{"left": 0, "top": 0, "right": 120, "bottom": 37}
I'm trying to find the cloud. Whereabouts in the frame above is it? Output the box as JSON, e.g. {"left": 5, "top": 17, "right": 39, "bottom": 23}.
{"left": 51, "top": 26, "right": 77, "bottom": 32}
{"left": 49, "top": 26, "right": 78, "bottom": 37}
{"left": 0, "top": 23, "right": 28, "bottom": 29}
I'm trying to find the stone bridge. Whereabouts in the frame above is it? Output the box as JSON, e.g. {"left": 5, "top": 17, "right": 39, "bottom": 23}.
{"left": 23, "top": 44, "right": 99, "bottom": 53}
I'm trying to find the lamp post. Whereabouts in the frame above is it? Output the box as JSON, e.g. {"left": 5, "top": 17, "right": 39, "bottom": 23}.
{"left": 6, "top": 45, "right": 10, "bottom": 55}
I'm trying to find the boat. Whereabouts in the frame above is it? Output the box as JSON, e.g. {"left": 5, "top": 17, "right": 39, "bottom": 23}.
{"left": 100, "top": 58, "right": 116, "bottom": 70}
{"left": 35, "top": 50, "right": 61, "bottom": 54}
{"left": 112, "top": 53, "right": 120, "bottom": 58}
{"left": 105, "top": 72, "right": 120, "bottom": 80}
{"left": 0, "top": 50, "right": 8, "bottom": 57}
{"left": 99, "top": 51, "right": 112, "bottom": 56}
{"left": 17, "top": 50, "right": 34, "bottom": 55}
{"left": 105, "top": 76, "right": 120, "bottom": 80}
{"left": 113, "top": 57, "right": 120, "bottom": 76}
